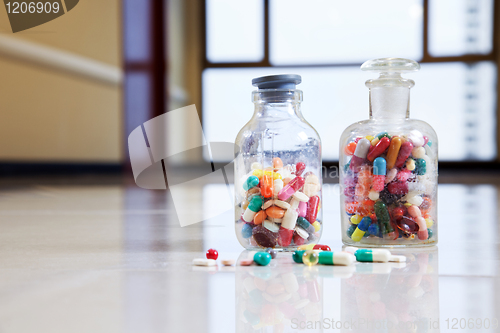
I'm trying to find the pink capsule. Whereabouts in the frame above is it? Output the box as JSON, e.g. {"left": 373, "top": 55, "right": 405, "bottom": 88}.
{"left": 278, "top": 227, "right": 294, "bottom": 247}
{"left": 387, "top": 181, "right": 408, "bottom": 195}
{"left": 385, "top": 168, "right": 398, "bottom": 183}
{"left": 298, "top": 201, "right": 307, "bottom": 217}
{"left": 295, "top": 162, "right": 306, "bottom": 176}
{"left": 278, "top": 176, "right": 305, "bottom": 201}
{"left": 372, "top": 175, "right": 385, "bottom": 192}
{"left": 407, "top": 205, "right": 422, "bottom": 218}
{"left": 397, "top": 169, "right": 412, "bottom": 182}
{"left": 306, "top": 196, "right": 320, "bottom": 223}
{"left": 416, "top": 217, "right": 428, "bottom": 240}
{"left": 395, "top": 141, "right": 414, "bottom": 168}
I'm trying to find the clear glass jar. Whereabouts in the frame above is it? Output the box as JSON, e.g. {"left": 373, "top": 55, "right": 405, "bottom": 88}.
{"left": 234, "top": 75, "right": 323, "bottom": 250}
{"left": 340, "top": 58, "right": 438, "bottom": 247}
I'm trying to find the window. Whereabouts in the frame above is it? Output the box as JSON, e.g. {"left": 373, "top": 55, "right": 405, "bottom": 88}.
{"left": 202, "top": 0, "right": 498, "bottom": 162}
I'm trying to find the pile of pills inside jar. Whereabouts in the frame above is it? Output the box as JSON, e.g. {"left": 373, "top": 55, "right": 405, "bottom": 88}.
{"left": 342, "top": 130, "right": 436, "bottom": 244}
{"left": 237, "top": 157, "right": 322, "bottom": 249}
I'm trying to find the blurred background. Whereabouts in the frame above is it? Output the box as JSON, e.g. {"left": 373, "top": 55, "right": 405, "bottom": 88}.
{"left": 0, "top": 0, "right": 498, "bottom": 176}
{"left": 0, "top": 2, "right": 499, "bottom": 332}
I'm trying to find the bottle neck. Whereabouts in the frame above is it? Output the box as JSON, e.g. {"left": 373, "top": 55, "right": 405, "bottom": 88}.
{"left": 369, "top": 86, "right": 410, "bottom": 120}
{"left": 252, "top": 90, "right": 303, "bottom": 118}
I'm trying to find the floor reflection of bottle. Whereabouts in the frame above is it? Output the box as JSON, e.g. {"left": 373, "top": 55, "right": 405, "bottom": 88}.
{"left": 235, "top": 250, "right": 323, "bottom": 332}
{"left": 341, "top": 248, "right": 440, "bottom": 333}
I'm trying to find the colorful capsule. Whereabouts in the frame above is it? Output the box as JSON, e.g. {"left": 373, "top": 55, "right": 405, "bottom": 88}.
{"left": 295, "top": 162, "right": 306, "bottom": 176}
{"left": 395, "top": 141, "right": 414, "bottom": 168}
{"left": 313, "top": 244, "right": 331, "bottom": 251}
{"left": 349, "top": 138, "right": 370, "bottom": 171}
{"left": 306, "top": 195, "right": 320, "bottom": 223}
{"left": 387, "top": 181, "right": 409, "bottom": 195}
{"left": 355, "top": 166, "right": 371, "bottom": 198}
{"left": 344, "top": 142, "right": 357, "bottom": 156}
{"left": 243, "top": 175, "right": 260, "bottom": 191}
{"left": 354, "top": 249, "right": 391, "bottom": 262}
{"left": 351, "top": 216, "right": 371, "bottom": 242}
{"left": 292, "top": 250, "right": 306, "bottom": 263}
{"left": 372, "top": 157, "right": 386, "bottom": 192}
{"left": 374, "top": 201, "right": 396, "bottom": 237}
{"left": 318, "top": 251, "right": 355, "bottom": 266}
{"left": 367, "top": 137, "right": 390, "bottom": 162}
{"left": 278, "top": 176, "right": 305, "bottom": 201}
{"left": 242, "top": 195, "right": 264, "bottom": 222}
{"left": 416, "top": 216, "right": 428, "bottom": 240}
{"left": 386, "top": 137, "right": 402, "bottom": 169}
{"left": 278, "top": 226, "right": 294, "bottom": 247}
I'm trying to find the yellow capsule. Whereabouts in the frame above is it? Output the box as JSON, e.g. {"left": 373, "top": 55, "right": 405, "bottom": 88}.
{"left": 350, "top": 214, "right": 362, "bottom": 225}
{"left": 404, "top": 202, "right": 412, "bottom": 208}
{"left": 351, "top": 227, "right": 366, "bottom": 242}
{"left": 365, "top": 135, "right": 375, "bottom": 141}
{"left": 252, "top": 322, "right": 266, "bottom": 329}
{"left": 298, "top": 243, "right": 316, "bottom": 251}
{"left": 371, "top": 137, "right": 380, "bottom": 146}
{"left": 406, "top": 158, "right": 416, "bottom": 171}
{"left": 425, "top": 218, "right": 434, "bottom": 228}
{"left": 312, "top": 221, "right": 321, "bottom": 232}
{"left": 273, "top": 172, "right": 282, "bottom": 180}
{"left": 302, "top": 250, "right": 319, "bottom": 266}
{"left": 252, "top": 169, "right": 263, "bottom": 179}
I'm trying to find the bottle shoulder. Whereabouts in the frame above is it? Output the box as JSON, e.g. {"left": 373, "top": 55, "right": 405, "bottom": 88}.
{"left": 235, "top": 114, "right": 321, "bottom": 144}
{"left": 340, "top": 118, "right": 437, "bottom": 139}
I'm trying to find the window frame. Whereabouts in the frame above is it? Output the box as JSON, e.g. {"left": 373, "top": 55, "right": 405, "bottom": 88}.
{"left": 200, "top": 0, "right": 500, "bottom": 166}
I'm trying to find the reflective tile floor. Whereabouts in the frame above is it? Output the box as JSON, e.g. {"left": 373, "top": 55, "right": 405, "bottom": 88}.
{"left": 0, "top": 173, "right": 499, "bottom": 333}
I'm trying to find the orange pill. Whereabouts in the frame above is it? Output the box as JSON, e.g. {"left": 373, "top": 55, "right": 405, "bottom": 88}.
{"left": 253, "top": 210, "right": 267, "bottom": 225}
{"left": 266, "top": 206, "right": 285, "bottom": 219}
{"left": 261, "top": 175, "right": 274, "bottom": 198}
{"left": 357, "top": 199, "right": 375, "bottom": 215}
{"left": 272, "top": 157, "right": 283, "bottom": 169}
{"left": 345, "top": 202, "right": 358, "bottom": 215}
{"left": 344, "top": 142, "right": 357, "bottom": 156}
{"left": 420, "top": 197, "right": 432, "bottom": 211}
{"left": 386, "top": 137, "right": 402, "bottom": 170}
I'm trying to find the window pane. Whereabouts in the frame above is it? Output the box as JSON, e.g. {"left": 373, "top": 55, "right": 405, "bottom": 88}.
{"left": 429, "top": 0, "right": 493, "bottom": 57}
{"left": 202, "top": 62, "right": 496, "bottom": 161}
{"left": 123, "top": 0, "right": 151, "bottom": 62}
{"left": 206, "top": 0, "right": 264, "bottom": 63}
{"left": 269, "top": 0, "right": 423, "bottom": 65}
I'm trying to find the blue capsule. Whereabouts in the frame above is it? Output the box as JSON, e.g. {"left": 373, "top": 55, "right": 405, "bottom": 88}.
{"left": 373, "top": 157, "right": 387, "bottom": 176}
{"left": 367, "top": 223, "right": 380, "bottom": 236}
{"left": 241, "top": 223, "right": 253, "bottom": 238}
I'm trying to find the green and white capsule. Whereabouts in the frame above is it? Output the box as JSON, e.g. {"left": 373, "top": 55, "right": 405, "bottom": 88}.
{"left": 318, "top": 251, "right": 355, "bottom": 266}
{"left": 354, "top": 249, "right": 391, "bottom": 262}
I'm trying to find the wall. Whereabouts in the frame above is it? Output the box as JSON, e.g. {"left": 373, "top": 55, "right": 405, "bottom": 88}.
{"left": 0, "top": 0, "right": 122, "bottom": 163}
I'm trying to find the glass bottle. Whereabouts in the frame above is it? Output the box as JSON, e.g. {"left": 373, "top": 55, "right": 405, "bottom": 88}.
{"left": 234, "top": 75, "right": 323, "bottom": 250}
{"left": 340, "top": 58, "right": 438, "bottom": 247}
